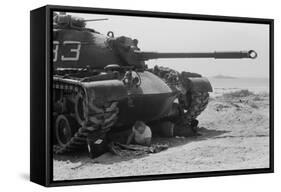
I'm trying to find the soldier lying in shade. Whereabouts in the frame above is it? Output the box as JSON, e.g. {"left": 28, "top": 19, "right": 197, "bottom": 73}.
{"left": 126, "top": 121, "right": 152, "bottom": 146}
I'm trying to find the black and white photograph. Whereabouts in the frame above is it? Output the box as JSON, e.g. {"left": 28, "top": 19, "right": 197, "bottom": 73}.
{"left": 50, "top": 10, "right": 272, "bottom": 182}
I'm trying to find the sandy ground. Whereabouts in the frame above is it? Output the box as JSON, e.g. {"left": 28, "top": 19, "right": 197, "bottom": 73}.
{"left": 53, "top": 91, "right": 270, "bottom": 181}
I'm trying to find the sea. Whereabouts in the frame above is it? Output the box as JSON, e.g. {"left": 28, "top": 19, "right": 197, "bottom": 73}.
{"left": 208, "top": 77, "right": 270, "bottom": 96}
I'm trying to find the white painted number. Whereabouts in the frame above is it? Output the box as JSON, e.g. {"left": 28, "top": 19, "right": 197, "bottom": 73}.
{"left": 61, "top": 41, "right": 81, "bottom": 61}
{"left": 53, "top": 41, "right": 59, "bottom": 62}
{"left": 53, "top": 41, "right": 81, "bottom": 62}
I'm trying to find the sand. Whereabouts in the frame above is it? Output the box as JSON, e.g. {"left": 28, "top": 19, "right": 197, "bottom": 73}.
{"left": 53, "top": 91, "right": 270, "bottom": 181}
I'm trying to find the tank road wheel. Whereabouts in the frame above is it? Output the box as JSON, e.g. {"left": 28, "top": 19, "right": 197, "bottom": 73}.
{"left": 54, "top": 101, "right": 119, "bottom": 154}
{"left": 54, "top": 114, "right": 86, "bottom": 154}
{"left": 53, "top": 82, "right": 120, "bottom": 154}
{"left": 55, "top": 115, "right": 75, "bottom": 147}
{"left": 74, "top": 92, "right": 88, "bottom": 126}
{"left": 185, "top": 91, "right": 209, "bottom": 119}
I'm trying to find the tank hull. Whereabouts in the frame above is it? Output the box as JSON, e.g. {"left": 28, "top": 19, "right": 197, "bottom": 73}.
{"left": 114, "top": 71, "right": 178, "bottom": 126}
{"left": 116, "top": 92, "right": 177, "bottom": 126}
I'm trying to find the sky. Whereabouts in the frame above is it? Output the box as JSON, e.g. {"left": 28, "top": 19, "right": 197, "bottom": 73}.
{"left": 68, "top": 12, "right": 270, "bottom": 78}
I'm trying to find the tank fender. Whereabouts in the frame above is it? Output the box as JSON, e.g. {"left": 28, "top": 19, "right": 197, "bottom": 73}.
{"left": 83, "top": 80, "right": 128, "bottom": 102}
{"left": 183, "top": 77, "right": 213, "bottom": 92}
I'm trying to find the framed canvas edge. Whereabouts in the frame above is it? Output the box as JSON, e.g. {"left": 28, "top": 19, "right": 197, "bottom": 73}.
{"left": 46, "top": 168, "right": 273, "bottom": 187}
{"left": 31, "top": 4, "right": 274, "bottom": 187}
{"left": 30, "top": 6, "right": 48, "bottom": 186}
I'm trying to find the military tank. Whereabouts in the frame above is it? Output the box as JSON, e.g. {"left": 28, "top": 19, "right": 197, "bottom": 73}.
{"left": 52, "top": 13, "right": 257, "bottom": 154}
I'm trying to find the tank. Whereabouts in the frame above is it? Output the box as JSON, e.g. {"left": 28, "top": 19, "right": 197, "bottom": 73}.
{"left": 52, "top": 13, "right": 257, "bottom": 153}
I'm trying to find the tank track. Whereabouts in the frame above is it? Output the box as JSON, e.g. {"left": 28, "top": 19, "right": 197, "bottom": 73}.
{"left": 181, "top": 91, "right": 209, "bottom": 119}
{"left": 53, "top": 79, "right": 119, "bottom": 154}
{"left": 151, "top": 66, "right": 209, "bottom": 119}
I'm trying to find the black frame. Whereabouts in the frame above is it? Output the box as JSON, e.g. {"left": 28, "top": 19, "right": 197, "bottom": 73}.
{"left": 30, "top": 5, "right": 274, "bottom": 187}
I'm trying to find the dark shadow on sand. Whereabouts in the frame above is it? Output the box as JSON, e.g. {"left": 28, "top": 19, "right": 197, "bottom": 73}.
{"left": 53, "top": 127, "right": 230, "bottom": 167}
{"left": 150, "top": 127, "right": 230, "bottom": 149}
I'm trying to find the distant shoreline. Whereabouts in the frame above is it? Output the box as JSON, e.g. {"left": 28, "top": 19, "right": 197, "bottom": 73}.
{"left": 209, "top": 75, "right": 269, "bottom": 80}
{"left": 212, "top": 75, "right": 237, "bottom": 79}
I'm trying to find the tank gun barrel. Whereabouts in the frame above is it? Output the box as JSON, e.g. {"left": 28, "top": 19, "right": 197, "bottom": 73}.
{"left": 84, "top": 18, "right": 109, "bottom": 22}
{"left": 136, "top": 50, "right": 257, "bottom": 60}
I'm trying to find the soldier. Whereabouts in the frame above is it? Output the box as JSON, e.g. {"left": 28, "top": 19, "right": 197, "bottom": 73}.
{"left": 126, "top": 121, "right": 152, "bottom": 146}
